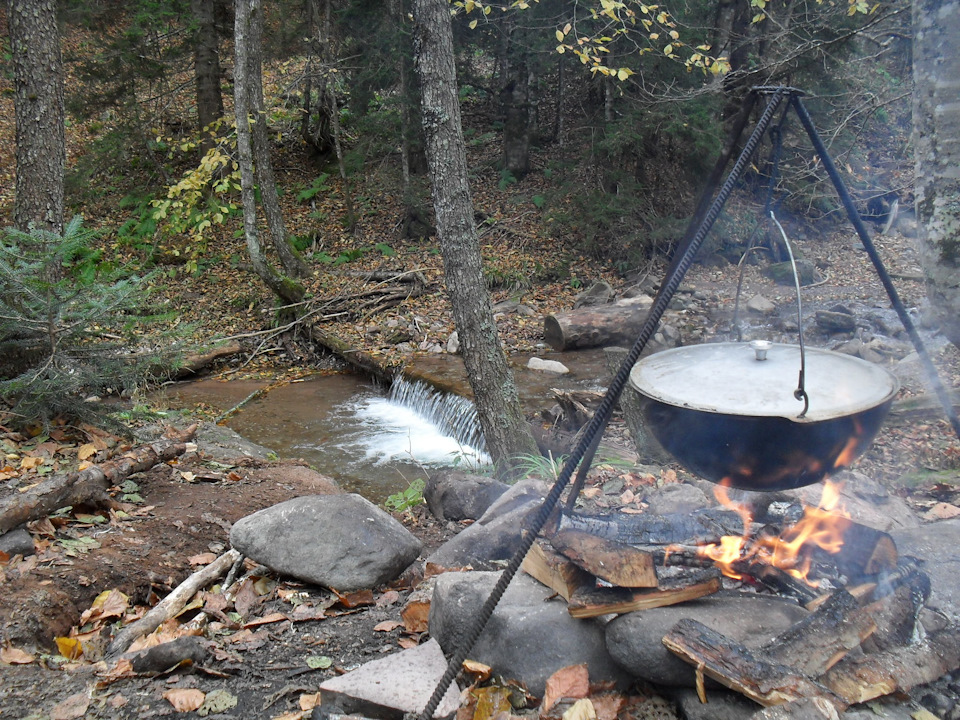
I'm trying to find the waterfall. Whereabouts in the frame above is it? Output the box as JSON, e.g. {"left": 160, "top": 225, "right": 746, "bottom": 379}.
{"left": 388, "top": 376, "right": 487, "bottom": 455}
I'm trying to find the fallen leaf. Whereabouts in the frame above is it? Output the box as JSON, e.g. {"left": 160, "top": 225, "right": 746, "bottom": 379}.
{"left": 397, "top": 637, "right": 419, "bottom": 649}
{"left": 472, "top": 685, "right": 512, "bottom": 720}
{"left": 333, "top": 588, "right": 375, "bottom": 608}
{"left": 401, "top": 601, "right": 430, "bottom": 633}
{"left": 462, "top": 659, "right": 492, "bottom": 683}
{"left": 243, "top": 612, "right": 288, "bottom": 628}
{"left": 197, "top": 688, "right": 238, "bottom": 716}
{"left": 589, "top": 693, "right": 625, "bottom": 720}
{"left": 377, "top": 589, "right": 401, "bottom": 606}
{"left": 562, "top": 698, "right": 596, "bottom": 720}
{"left": 50, "top": 692, "right": 90, "bottom": 720}
{"left": 19, "top": 456, "right": 44, "bottom": 470}
{"left": 163, "top": 688, "right": 205, "bottom": 712}
{"left": 1, "top": 646, "right": 35, "bottom": 664}
{"left": 180, "top": 471, "right": 197, "bottom": 482}
{"left": 299, "top": 692, "right": 322, "bottom": 711}
{"left": 291, "top": 604, "right": 327, "bottom": 622}
{"left": 619, "top": 488, "right": 635, "bottom": 504}
{"left": 77, "top": 443, "right": 97, "bottom": 461}
{"left": 188, "top": 552, "right": 218, "bottom": 566}
{"left": 305, "top": 655, "right": 333, "bottom": 669}
{"left": 541, "top": 664, "right": 590, "bottom": 714}
{"left": 924, "top": 502, "right": 960, "bottom": 520}
{"left": 81, "top": 588, "right": 130, "bottom": 623}
{"left": 373, "top": 620, "right": 404, "bottom": 632}
{"left": 660, "top": 469, "right": 678, "bottom": 484}
{"left": 55, "top": 636, "right": 84, "bottom": 660}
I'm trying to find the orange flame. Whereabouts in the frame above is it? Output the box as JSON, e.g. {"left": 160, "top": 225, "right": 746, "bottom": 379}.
{"left": 694, "top": 479, "right": 851, "bottom": 587}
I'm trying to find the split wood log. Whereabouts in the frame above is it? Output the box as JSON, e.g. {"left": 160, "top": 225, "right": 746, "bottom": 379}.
{"left": 550, "top": 528, "right": 658, "bottom": 588}
{"left": 567, "top": 571, "right": 721, "bottom": 618}
{"left": 758, "top": 590, "right": 877, "bottom": 677}
{"left": 820, "top": 624, "right": 960, "bottom": 705}
{"left": 543, "top": 300, "right": 653, "bottom": 351}
{"left": 821, "top": 522, "right": 898, "bottom": 578}
{"left": 172, "top": 342, "right": 243, "bottom": 379}
{"left": 105, "top": 548, "right": 241, "bottom": 659}
{"left": 662, "top": 618, "right": 848, "bottom": 710}
{"left": 522, "top": 539, "right": 594, "bottom": 601}
{"left": 0, "top": 425, "right": 198, "bottom": 535}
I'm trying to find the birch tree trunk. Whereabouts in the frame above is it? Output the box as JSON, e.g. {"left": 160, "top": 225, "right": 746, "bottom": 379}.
{"left": 234, "top": 0, "right": 305, "bottom": 305}
{"left": 412, "top": 0, "right": 539, "bottom": 478}
{"left": 9, "top": 0, "right": 65, "bottom": 235}
{"left": 913, "top": 0, "right": 960, "bottom": 348}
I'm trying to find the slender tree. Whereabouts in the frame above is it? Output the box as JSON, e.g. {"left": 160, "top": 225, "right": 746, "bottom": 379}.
{"left": 914, "top": 0, "right": 960, "bottom": 348}
{"left": 9, "top": 0, "right": 65, "bottom": 235}
{"left": 191, "top": 0, "right": 227, "bottom": 156}
{"left": 412, "top": 0, "right": 540, "bottom": 478}
{"left": 234, "top": 0, "right": 305, "bottom": 304}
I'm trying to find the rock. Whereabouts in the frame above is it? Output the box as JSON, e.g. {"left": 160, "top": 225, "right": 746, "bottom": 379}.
{"left": 746, "top": 295, "right": 777, "bottom": 315}
{"left": 425, "top": 479, "right": 549, "bottom": 569}
{"left": 668, "top": 687, "right": 760, "bottom": 720}
{"left": 0, "top": 528, "right": 35, "bottom": 558}
{"left": 614, "top": 293, "right": 654, "bottom": 310}
{"left": 428, "top": 571, "right": 631, "bottom": 696}
{"left": 230, "top": 494, "right": 422, "bottom": 591}
{"left": 316, "top": 639, "right": 460, "bottom": 720}
{"left": 643, "top": 483, "right": 710, "bottom": 514}
{"left": 573, "top": 281, "right": 615, "bottom": 309}
{"left": 446, "top": 331, "right": 459, "bottom": 354}
{"left": 424, "top": 470, "right": 509, "bottom": 521}
{"left": 192, "top": 422, "right": 275, "bottom": 462}
{"left": 815, "top": 309, "right": 856, "bottom": 334}
{"left": 787, "top": 470, "right": 920, "bottom": 532}
{"left": 768, "top": 259, "right": 818, "bottom": 286}
{"left": 605, "top": 592, "right": 809, "bottom": 687}
{"left": 750, "top": 697, "right": 840, "bottom": 719}
{"left": 891, "top": 517, "right": 960, "bottom": 621}
{"left": 125, "top": 636, "right": 208, "bottom": 674}
{"left": 527, "top": 357, "right": 570, "bottom": 374}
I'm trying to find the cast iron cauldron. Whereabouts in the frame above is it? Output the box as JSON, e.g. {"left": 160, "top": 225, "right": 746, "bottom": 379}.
{"left": 629, "top": 342, "right": 899, "bottom": 491}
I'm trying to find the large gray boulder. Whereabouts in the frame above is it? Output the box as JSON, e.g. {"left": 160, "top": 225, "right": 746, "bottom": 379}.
{"left": 891, "top": 517, "right": 960, "bottom": 622}
{"left": 424, "top": 470, "right": 509, "bottom": 521}
{"left": 426, "top": 478, "right": 548, "bottom": 569}
{"left": 429, "top": 571, "right": 631, "bottom": 697}
{"left": 605, "top": 592, "right": 810, "bottom": 687}
{"left": 230, "top": 494, "right": 422, "bottom": 592}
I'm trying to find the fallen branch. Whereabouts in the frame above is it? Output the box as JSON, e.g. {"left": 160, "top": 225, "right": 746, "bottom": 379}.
{"left": 0, "top": 425, "right": 198, "bottom": 535}
{"left": 173, "top": 342, "right": 243, "bottom": 379}
{"left": 106, "top": 548, "right": 241, "bottom": 659}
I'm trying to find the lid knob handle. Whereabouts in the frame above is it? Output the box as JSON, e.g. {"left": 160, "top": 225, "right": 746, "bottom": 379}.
{"left": 750, "top": 340, "right": 772, "bottom": 361}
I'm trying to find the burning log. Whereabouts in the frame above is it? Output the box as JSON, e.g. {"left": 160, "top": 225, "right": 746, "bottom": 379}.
{"left": 567, "top": 569, "right": 721, "bottom": 619}
{"left": 550, "top": 529, "right": 658, "bottom": 588}
{"left": 662, "top": 618, "right": 848, "bottom": 710}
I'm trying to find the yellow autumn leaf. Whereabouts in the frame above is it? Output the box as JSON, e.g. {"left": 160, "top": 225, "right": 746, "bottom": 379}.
{"left": 55, "top": 636, "right": 83, "bottom": 660}
{"left": 469, "top": 19, "right": 478, "bottom": 28}
{"left": 557, "top": 44, "right": 566, "bottom": 54}
{"left": 19, "top": 456, "right": 44, "bottom": 470}
{"left": 664, "top": 43, "right": 674, "bottom": 55}
{"left": 76, "top": 443, "right": 97, "bottom": 461}
{"left": 617, "top": 67, "right": 634, "bottom": 81}
{"left": 556, "top": 29, "right": 564, "bottom": 41}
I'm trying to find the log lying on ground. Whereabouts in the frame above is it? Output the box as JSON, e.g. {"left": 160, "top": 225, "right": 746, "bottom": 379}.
{"left": 543, "top": 299, "right": 652, "bottom": 351}
{"left": 758, "top": 590, "right": 878, "bottom": 677}
{"left": 821, "top": 624, "right": 960, "bottom": 704}
{"left": 105, "top": 548, "right": 241, "bottom": 659}
{"left": 0, "top": 425, "right": 198, "bottom": 535}
{"left": 662, "top": 618, "right": 848, "bottom": 710}
{"left": 172, "top": 342, "right": 243, "bottom": 379}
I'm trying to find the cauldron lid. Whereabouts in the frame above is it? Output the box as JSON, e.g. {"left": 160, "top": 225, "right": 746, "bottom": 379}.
{"left": 629, "top": 342, "right": 899, "bottom": 422}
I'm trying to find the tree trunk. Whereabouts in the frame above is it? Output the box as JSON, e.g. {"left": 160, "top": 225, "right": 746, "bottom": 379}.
{"left": 501, "top": 26, "right": 531, "bottom": 178}
{"left": 191, "top": 0, "right": 225, "bottom": 156}
{"left": 234, "top": 0, "right": 304, "bottom": 305}
{"left": 913, "top": 0, "right": 960, "bottom": 349}
{"left": 9, "top": 0, "right": 65, "bottom": 235}
{"left": 412, "top": 0, "right": 539, "bottom": 479}
{"left": 245, "top": 0, "right": 309, "bottom": 278}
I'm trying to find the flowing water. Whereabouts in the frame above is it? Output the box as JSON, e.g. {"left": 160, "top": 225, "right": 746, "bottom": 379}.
{"left": 161, "top": 374, "right": 489, "bottom": 502}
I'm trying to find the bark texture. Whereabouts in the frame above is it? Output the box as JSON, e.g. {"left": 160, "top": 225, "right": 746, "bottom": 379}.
{"left": 9, "top": 0, "right": 65, "bottom": 234}
{"left": 234, "top": 0, "right": 304, "bottom": 304}
{"left": 192, "top": 0, "right": 225, "bottom": 155}
{"left": 412, "top": 0, "right": 539, "bottom": 477}
{"left": 914, "top": 0, "right": 960, "bottom": 347}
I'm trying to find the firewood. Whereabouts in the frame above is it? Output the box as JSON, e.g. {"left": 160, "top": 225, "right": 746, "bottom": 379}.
{"left": 0, "top": 425, "right": 198, "bottom": 535}
{"left": 550, "top": 528, "right": 658, "bottom": 588}
{"left": 759, "top": 590, "right": 877, "bottom": 677}
{"left": 820, "top": 624, "right": 960, "bottom": 704}
{"left": 522, "top": 539, "right": 593, "bottom": 601}
{"left": 805, "top": 560, "right": 923, "bottom": 611}
{"left": 105, "top": 548, "right": 242, "bottom": 659}
{"left": 567, "top": 571, "right": 720, "bottom": 618}
{"left": 662, "top": 618, "right": 848, "bottom": 710}
{"left": 821, "top": 522, "right": 898, "bottom": 578}
{"left": 543, "top": 301, "right": 652, "bottom": 351}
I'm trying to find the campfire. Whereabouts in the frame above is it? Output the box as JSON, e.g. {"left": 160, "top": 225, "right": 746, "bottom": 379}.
{"left": 523, "top": 477, "right": 959, "bottom": 713}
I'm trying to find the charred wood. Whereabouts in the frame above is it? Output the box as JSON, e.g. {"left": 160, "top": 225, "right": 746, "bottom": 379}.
{"left": 550, "top": 528, "right": 658, "bottom": 588}
{"left": 567, "top": 571, "right": 720, "bottom": 618}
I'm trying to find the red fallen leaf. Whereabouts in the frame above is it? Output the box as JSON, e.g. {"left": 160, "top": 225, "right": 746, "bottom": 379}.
{"left": 162, "top": 688, "right": 205, "bottom": 712}
{"left": 333, "top": 588, "right": 375, "bottom": 608}
{"left": 290, "top": 604, "right": 328, "bottom": 622}
{"left": 540, "top": 664, "right": 590, "bottom": 715}
{"left": 188, "top": 552, "right": 218, "bottom": 566}
{"left": 401, "top": 601, "right": 430, "bottom": 633}
{"left": 242, "top": 612, "right": 288, "bottom": 628}
{"left": 397, "top": 637, "right": 419, "bottom": 649}
{"left": 590, "top": 693, "right": 625, "bottom": 720}
{"left": 373, "top": 620, "right": 403, "bottom": 632}
{"left": 377, "top": 589, "right": 401, "bottom": 606}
